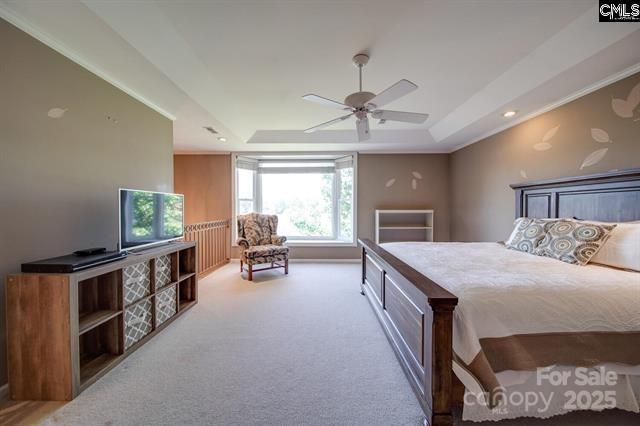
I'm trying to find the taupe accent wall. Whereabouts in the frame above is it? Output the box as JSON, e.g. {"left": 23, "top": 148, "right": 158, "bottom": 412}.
{"left": 357, "top": 154, "right": 450, "bottom": 242}
{"left": 174, "top": 153, "right": 450, "bottom": 259}
{"left": 0, "top": 19, "right": 174, "bottom": 385}
{"left": 450, "top": 72, "right": 640, "bottom": 242}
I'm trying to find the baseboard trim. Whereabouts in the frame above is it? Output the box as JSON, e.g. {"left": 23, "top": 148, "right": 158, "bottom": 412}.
{"left": 230, "top": 258, "right": 359, "bottom": 264}
{"left": 0, "top": 382, "right": 9, "bottom": 402}
{"left": 290, "top": 258, "right": 359, "bottom": 263}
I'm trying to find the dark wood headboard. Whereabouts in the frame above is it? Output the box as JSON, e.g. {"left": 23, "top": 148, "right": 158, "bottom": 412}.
{"left": 511, "top": 168, "right": 640, "bottom": 222}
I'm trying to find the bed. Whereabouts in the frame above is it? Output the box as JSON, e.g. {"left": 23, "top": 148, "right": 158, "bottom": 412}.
{"left": 358, "top": 168, "right": 640, "bottom": 425}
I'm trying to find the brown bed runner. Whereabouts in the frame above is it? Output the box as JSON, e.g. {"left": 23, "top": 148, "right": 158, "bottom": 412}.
{"left": 455, "top": 331, "right": 640, "bottom": 405}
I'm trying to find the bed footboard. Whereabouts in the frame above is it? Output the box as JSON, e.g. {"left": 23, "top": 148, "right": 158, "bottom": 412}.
{"left": 359, "top": 238, "right": 458, "bottom": 425}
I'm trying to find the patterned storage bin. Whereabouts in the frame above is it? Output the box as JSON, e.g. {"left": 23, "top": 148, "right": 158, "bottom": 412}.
{"left": 123, "top": 261, "right": 151, "bottom": 306}
{"left": 155, "top": 255, "right": 172, "bottom": 290}
{"left": 155, "top": 285, "right": 177, "bottom": 326}
{"left": 124, "top": 298, "right": 153, "bottom": 350}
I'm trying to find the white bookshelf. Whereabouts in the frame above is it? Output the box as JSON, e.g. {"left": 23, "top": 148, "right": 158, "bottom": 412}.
{"left": 375, "top": 209, "right": 434, "bottom": 244}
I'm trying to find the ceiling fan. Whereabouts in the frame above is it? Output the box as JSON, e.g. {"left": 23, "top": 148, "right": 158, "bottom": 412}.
{"left": 302, "top": 53, "right": 429, "bottom": 141}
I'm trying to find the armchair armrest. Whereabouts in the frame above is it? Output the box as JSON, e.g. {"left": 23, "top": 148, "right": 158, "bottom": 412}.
{"left": 271, "top": 235, "right": 287, "bottom": 245}
{"left": 236, "top": 238, "right": 250, "bottom": 249}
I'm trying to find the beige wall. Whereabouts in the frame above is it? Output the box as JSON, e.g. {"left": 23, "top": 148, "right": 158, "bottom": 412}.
{"left": 174, "top": 153, "right": 451, "bottom": 259}
{"left": 450, "top": 72, "right": 640, "bottom": 242}
{"left": 357, "top": 154, "right": 450, "bottom": 242}
{"left": 0, "top": 19, "right": 174, "bottom": 385}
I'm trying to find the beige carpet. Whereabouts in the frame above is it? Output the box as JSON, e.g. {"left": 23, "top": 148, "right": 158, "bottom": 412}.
{"left": 43, "top": 262, "right": 639, "bottom": 425}
{"left": 45, "top": 263, "right": 423, "bottom": 425}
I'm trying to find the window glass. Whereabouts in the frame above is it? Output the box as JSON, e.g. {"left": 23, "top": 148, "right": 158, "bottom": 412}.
{"left": 261, "top": 173, "right": 333, "bottom": 237}
{"left": 237, "top": 168, "right": 254, "bottom": 200}
{"left": 238, "top": 199, "right": 254, "bottom": 215}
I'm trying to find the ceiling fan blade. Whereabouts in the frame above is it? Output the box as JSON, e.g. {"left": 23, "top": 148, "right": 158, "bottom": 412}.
{"left": 367, "top": 79, "right": 418, "bottom": 108}
{"left": 371, "top": 109, "right": 429, "bottom": 124}
{"left": 356, "top": 117, "right": 370, "bottom": 141}
{"left": 304, "top": 113, "right": 354, "bottom": 133}
{"left": 302, "top": 94, "right": 350, "bottom": 110}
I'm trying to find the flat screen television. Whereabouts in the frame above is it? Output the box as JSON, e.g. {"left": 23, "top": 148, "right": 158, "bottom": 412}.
{"left": 119, "top": 189, "right": 184, "bottom": 251}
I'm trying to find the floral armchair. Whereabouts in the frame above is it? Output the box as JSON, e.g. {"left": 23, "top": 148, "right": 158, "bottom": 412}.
{"left": 236, "top": 213, "right": 289, "bottom": 280}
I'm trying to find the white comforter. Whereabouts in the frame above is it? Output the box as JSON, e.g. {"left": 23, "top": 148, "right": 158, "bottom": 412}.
{"left": 380, "top": 242, "right": 640, "bottom": 365}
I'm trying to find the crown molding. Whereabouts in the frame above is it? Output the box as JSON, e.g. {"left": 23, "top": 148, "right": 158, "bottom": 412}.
{"left": 0, "top": 7, "right": 176, "bottom": 121}
{"left": 449, "top": 61, "right": 640, "bottom": 153}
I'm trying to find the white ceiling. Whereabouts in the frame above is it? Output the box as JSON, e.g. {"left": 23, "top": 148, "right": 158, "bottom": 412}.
{"left": 2, "top": 0, "right": 639, "bottom": 153}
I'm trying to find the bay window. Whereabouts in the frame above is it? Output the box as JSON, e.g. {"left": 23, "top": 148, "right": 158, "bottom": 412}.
{"left": 234, "top": 154, "right": 356, "bottom": 245}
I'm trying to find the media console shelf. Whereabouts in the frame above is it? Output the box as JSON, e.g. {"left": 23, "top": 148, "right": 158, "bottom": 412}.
{"left": 6, "top": 241, "right": 197, "bottom": 401}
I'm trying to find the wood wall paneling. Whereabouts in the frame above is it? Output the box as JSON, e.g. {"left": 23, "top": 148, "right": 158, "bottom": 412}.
{"left": 173, "top": 155, "right": 231, "bottom": 224}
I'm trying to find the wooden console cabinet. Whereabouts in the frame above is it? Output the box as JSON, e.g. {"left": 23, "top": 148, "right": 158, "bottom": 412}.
{"left": 6, "top": 242, "right": 197, "bottom": 401}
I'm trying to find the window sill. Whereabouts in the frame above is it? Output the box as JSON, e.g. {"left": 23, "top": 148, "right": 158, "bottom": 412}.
{"left": 233, "top": 240, "right": 357, "bottom": 248}
{"left": 286, "top": 240, "right": 357, "bottom": 247}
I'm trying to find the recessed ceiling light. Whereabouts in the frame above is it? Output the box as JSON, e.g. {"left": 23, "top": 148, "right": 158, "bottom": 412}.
{"left": 218, "top": 137, "right": 227, "bottom": 142}
{"left": 503, "top": 110, "right": 517, "bottom": 118}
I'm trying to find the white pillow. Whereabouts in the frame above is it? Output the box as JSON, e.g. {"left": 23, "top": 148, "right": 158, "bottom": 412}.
{"left": 590, "top": 221, "right": 640, "bottom": 271}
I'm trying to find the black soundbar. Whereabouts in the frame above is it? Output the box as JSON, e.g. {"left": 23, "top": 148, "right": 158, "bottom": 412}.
{"left": 22, "top": 251, "right": 127, "bottom": 273}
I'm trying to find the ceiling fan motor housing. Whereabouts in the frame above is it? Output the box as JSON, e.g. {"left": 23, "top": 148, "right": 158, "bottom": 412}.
{"left": 345, "top": 91, "right": 376, "bottom": 109}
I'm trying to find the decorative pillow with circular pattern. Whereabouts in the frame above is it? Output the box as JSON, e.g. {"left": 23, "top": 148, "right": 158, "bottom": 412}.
{"left": 505, "top": 217, "right": 549, "bottom": 253}
{"left": 534, "top": 220, "right": 617, "bottom": 265}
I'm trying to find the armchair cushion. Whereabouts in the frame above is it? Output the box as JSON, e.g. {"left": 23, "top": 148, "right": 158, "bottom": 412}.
{"left": 243, "top": 245, "right": 289, "bottom": 265}
{"left": 244, "top": 244, "right": 289, "bottom": 259}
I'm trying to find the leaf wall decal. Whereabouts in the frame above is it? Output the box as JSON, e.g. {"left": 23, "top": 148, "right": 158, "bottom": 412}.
{"left": 385, "top": 178, "right": 396, "bottom": 188}
{"left": 612, "top": 98, "right": 634, "bottom": 118}
{"left": 612, "top": 82, "right": 640, "bottom": 118}
{"left": 520, "top": 170, "right": 528, "bottom": 179}
{"left": 412, "top": 171, "right": 423, "bottom": 179}
{"left": 47, "top": 108, "right": 67, "bottom": 118}
{"left": 590, "top": 128, "right": 611, "bottom": 143}
{"left": 580, "top": 148, "right": 608, "bottom": 170}
{"left": 628, "top": 81, "right": 640, "bottom": 106}
{"left": 533, "top": 142, "right": 552, "bottom": 151}
{"left": 411, "top": 179, "right": 417, "bottom": 190}
{"left": 542, "top": 125, "right": 560, "bottom": 142}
